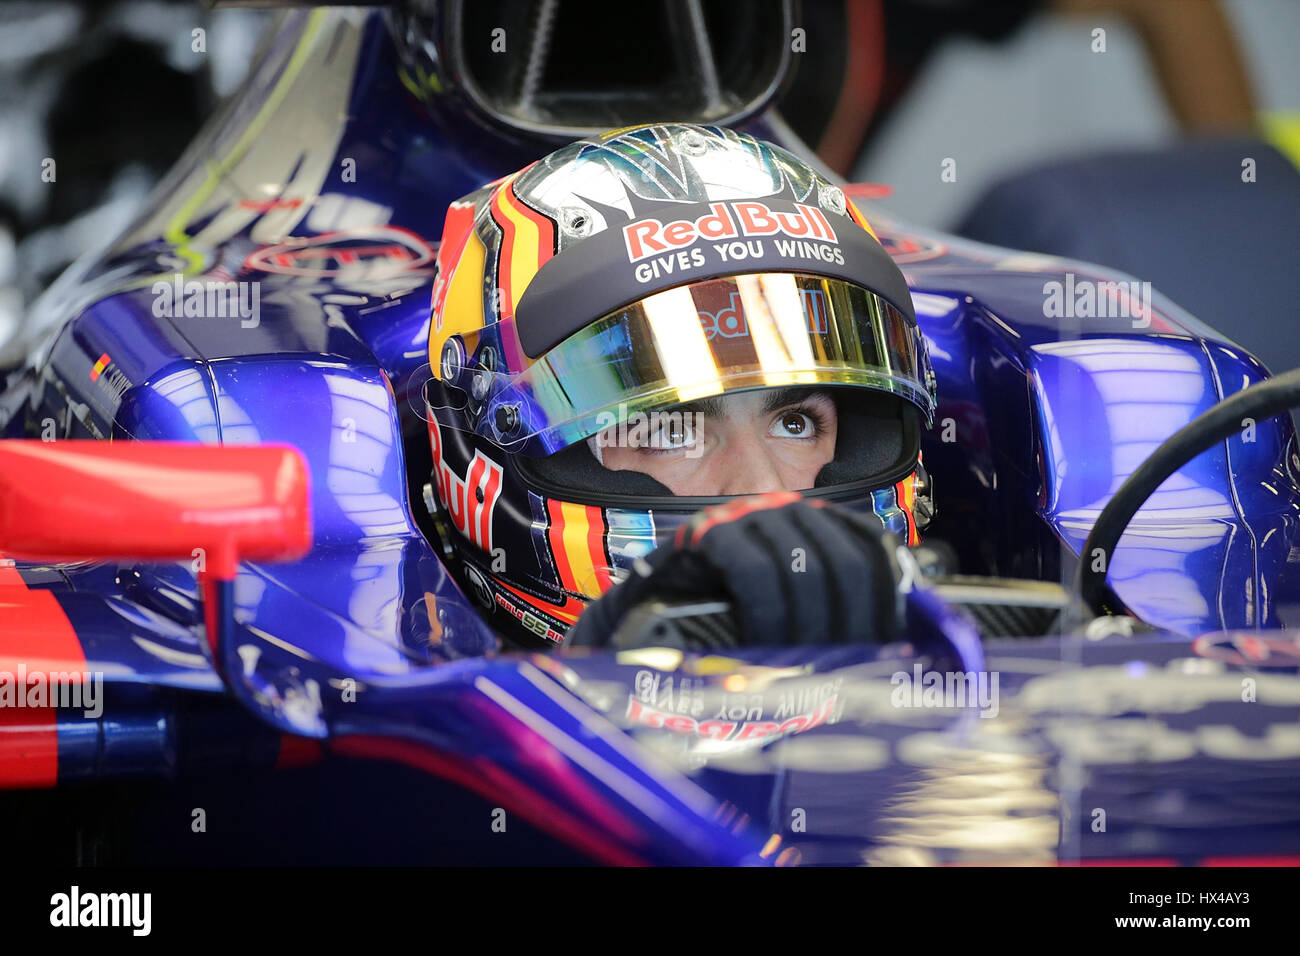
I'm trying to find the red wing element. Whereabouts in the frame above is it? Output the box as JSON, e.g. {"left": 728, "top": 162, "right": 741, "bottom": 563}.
{"left": 0, "top": 441, "right": 312, "bottom": 580}
{"left": 0, "top": 560, "right": 85, "bottom": 788}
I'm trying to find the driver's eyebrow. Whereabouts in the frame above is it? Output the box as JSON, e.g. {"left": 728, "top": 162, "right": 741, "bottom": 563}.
{"left": 759, "top": 386, "right": 829, "bottom": 414}
{"left": 671, "top": 396, "right": 724, "bottom": 419}
{"left": 671, "top": 388, "right": 829, "bottom": 420}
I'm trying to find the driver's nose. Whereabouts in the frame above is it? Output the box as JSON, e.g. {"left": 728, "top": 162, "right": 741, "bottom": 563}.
{"left": 715, "top": 434, "right": 785, "bottom": 495}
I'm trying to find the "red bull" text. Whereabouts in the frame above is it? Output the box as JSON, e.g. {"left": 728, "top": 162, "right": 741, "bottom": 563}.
{"left": 623, "top": 201, "right": 838, "bottom": 263}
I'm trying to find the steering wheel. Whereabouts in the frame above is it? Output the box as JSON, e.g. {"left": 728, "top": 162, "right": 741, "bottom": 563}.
{"left": 1077, "top": 366, "right": 1300, "bottom": 616}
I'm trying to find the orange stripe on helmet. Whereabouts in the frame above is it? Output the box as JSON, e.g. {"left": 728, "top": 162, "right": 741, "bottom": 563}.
{"left": 546, "top": 500, "right": 611, "bottom": 599}
{"left": 496, "top": 578, "right": 586, "bottom": 626}
{"left": 490, "top": 175, "right": 557, "bottom": 318}
{"left": 584, "top": 505, "right": 614, "bottom": 594}
{"left": 546, "top": 498, "right": 578, "bottom": 593}
{"left": 845, "top": 198, "right": 880, "bottom": 241}
{"left": 895, "top": 471, "right": 920, "bottom": 546}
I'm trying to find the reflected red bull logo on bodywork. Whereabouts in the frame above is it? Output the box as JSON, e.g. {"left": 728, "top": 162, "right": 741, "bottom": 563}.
{"left": 876, "top": 232, "right": 947, "bottom": 265}
{"left": 625, "top": 694, "right": 837, "bottom": 741}
{"left": 623, "top": 201, "right": 838, "bottom": 263}
{"left": 245, "top": 225, "right": 435, "bottom": 278}
{"left": 1193, "top": 631, "right": 1300, "bottom": 668}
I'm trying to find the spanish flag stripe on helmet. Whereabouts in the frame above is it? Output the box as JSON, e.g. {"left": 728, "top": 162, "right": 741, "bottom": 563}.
{"left": 546, "top": 499, "right": 614, "bottom": 598}
{"left": 895, "top": 471, "right": 920, "bottom": 546}
{"left": 845, "top": 198, "right": 879, "bottom": 241}
{"left": 584, "top": 505, "right": 615, "bottom": 593}
{"left": 490, "top": 175, "right": 558, "bottom": 319}
{"left": 546, "top": 498, "right": 579, "bottom": 593}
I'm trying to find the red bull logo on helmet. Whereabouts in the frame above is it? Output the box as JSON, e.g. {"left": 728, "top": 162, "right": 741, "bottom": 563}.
{"left": 429, "top": 421, "right": 504, "bottom": 553}
{"left": 622, "top": 200, "right": 839, "bottom": 263}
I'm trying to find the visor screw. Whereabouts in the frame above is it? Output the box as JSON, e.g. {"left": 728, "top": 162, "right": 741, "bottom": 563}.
{"left": 495, "top": 404, "right": 520, "bottom": 436}
{"left": 471, "top": 371, "right": 490, "bottom": 401}
{"left": 818, "top": 184, "right": 847, "bottom": 216}
{"left": 678, "top": 129, "right": 708, "bottom": 156}
{"left": 479, "top": 345, "right": 498, "bottom": 372}
{"left": 560, "top": 206, "right": 593, "bottom": 238}
{"left": 440, "top": 337, "right": 464, "bottom": 381}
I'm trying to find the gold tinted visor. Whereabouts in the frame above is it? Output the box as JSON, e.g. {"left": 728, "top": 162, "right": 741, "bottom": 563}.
{"left": 476, "top": 273, "right": 935, "bottom": 452}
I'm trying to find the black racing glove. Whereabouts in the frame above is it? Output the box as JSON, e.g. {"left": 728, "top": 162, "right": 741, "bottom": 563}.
{"left": 565, "top": 493, "right": 903, "bottom": 650}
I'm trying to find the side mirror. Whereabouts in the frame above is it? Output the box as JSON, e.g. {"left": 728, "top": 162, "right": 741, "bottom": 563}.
{"left": 0, "top": 440, "right": 311, "bottom": 657}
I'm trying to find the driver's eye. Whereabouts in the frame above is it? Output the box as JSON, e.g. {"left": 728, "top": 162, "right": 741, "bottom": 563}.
{"left": 771, "top": 410, "right": 815, "bottom": 439}
{"left": 650, "top": 418, "right": 697, "bottom": 449}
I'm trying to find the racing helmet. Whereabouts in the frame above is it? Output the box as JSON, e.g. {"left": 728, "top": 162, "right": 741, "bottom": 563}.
{"left": 424, "top": 124, "right": 936, "bottom": 647}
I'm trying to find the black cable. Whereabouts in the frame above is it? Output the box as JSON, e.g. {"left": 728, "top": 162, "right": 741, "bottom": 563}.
{"left": 1077, "top": 366, "right": 1300, "bottom": 616}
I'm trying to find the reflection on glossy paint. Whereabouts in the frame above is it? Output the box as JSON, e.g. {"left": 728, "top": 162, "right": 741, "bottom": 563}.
{"left": 1036, "top": 339, "right": 1214, "bottom": 511}
{"left": 151, "top": 367, "right": 220, "bottom": 442}
{"left": 1034, "top": 338, "right": 1239, "bottom": 633}
{"left": 323, "top": 370, "right": 407, "bottom": 537}
{"left": 196, "top": 363, "right": 436, "bottom": 672}
{"left": 910, "top": 292, "right": 960, "bottom": 319}
{"left": 234, "top": 568, "right": 268, "bottom": 623}
{"left": 869, "top": 731, "right": 1058, "bottom": 864}
{"left": 217, "top": 385, "right": 262, "bottom": 446}
{"left": 342, "top": 540, "right": 405, "bottom": 663}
